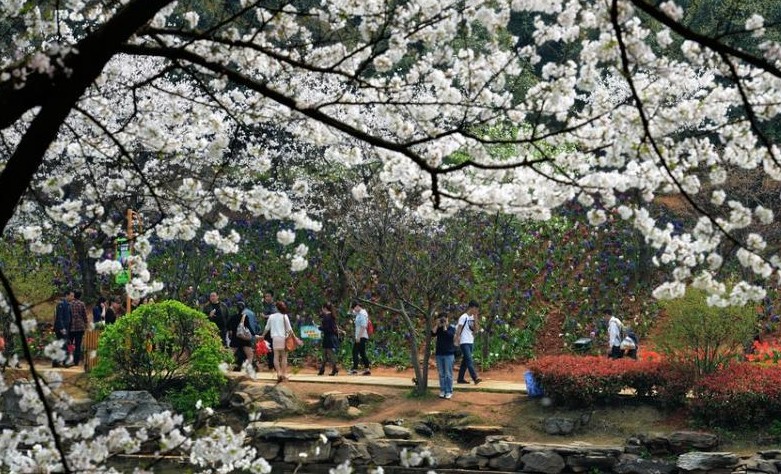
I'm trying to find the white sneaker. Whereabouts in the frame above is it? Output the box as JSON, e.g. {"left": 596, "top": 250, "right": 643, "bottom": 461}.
{"left": 438, "top": 392, "right": 445, "bottom": 398}
{"left": 445, "top": 393, "right": 453, "bottom": 399}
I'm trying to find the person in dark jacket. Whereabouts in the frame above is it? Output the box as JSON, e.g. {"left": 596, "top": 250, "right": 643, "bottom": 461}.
{"left": 229, "top": 302, "right": 256, "bottom": 370}
{"left": 317, "top": 302, "right": 341, "bottom": 376}
{"left": 92, "top": 296, "right": 107, "bottom": 324}
{"left": 432, "top": 312, "right": 457, "bottom": 399}
{"left": 69, "top": 291, "right": 89, "bottom": 367}
{"left": 202, "top": 292, "right": 229, "bottom": 347}
{"left": 53, "top": 290, "right": 74, "bottom": 367}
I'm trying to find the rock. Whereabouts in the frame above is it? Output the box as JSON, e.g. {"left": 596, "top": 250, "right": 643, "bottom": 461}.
{"left": 413, "top": 423, "right": 434, "bottom": 437}
{"left": 250, "top": 441, "right": 281, "bottom": 461}
{"left": 60, "top": 397, "right": 92, "bottom": 424}
{"left": 283, "top": 440, "right": 333, "bottom": 464}
{"left": 677, "top": 452, "right": 739, "bottom": 471}
{"left": 366, "top": 440, "right": 401, "bottom": 465}
{"left": 456, "top": 450, "right": 488, "bottom": 469}
{"left": 351, "top": 422, "right": 385, "bottom": 440}
{"left": 345, "top": 407, "right": 362, "bottom": 418}
{"left": 448, "top": 425, "right": 504, "bottom": 444}
{"left": 543, "top": 417, "right": 577, "bottom": 436}
{"left": 333, "top": 439, "right": 371, "bottom": 465}
{"left": 1, "top": 380, "right": 93, "bottom": 427}
{"left": 637, "top": 433, "right": 672, "bottom": 455}
{"left": 521, "top": 450, "right": 566, "bottom": 474}
{"left": 355, "top": 391, "right": 386, "bottom": 404}
{"left": 383, "top": 425, "right": 411, "bottom": 439}
{"left": 668, "top": 431, "right": 719, "bottom": 453}
{"left": 487, "top": 435, "right": 517, "bottom": 443}
{"left": 321, "top": 392, "right": 351, "bottom": 412}
{"left": 258, "top": 400, "right": 291, "bottom": 419}
{"left": 476, "top": 440, "right": 513, "bottom": 457}
{"left": 740, "top": 456, "right": 779, "bottom": 474}
{"left": 489, "top": 447, "right": 521, "bottom": 471}
{"left": 247, "top": 421, "right": 348, "bottom": 440}
{"left": 229, "top": 391, "right": 252, "bottom": 408}
{"left": 427, "top": 445, "right": 458, "bottom": 467}
{"left": 567, "top": 455, "right": 618, "bottom": 473}
{"left": 93, "top": 391, "right": 172, "bottom": 428}
{"left": 235, "top": 383, "right": 302, "bottom": 417}
{"left": 614, "top": 458, "right": 678, "bottom": 474}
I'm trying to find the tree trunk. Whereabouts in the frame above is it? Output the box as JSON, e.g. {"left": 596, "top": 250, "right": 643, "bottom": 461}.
{"left": 74, "top": 237, "right": 97, "bottom": 302}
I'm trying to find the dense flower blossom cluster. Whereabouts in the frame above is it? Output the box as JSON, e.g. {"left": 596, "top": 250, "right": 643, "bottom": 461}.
{"left": 2, "top": 0, "right": 781, "bottom": 469}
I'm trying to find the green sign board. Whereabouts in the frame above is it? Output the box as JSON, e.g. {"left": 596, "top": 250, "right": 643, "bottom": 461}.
{"left": 115, "top": 270, "right": 130, "bottom": 285}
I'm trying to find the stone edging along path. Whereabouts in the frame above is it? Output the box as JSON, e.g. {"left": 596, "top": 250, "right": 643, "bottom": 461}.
{"left": 242, "top": 422, "right": 781, "bottom": 474}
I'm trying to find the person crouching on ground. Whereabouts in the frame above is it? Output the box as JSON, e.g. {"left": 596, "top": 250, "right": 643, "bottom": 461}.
{"left": 432, "top": 312, "right": 456, "bottom": 399}
{"left": 261, "top": 301, "right": 294, "bottom": 383}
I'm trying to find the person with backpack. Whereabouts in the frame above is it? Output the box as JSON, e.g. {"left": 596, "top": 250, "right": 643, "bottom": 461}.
{"left": 454, "top": 300, "right": 482, "bottom": 385}
{"left": 605, "top": 308, "right": 624, "bottom": 359}
{"left": 349, "top": 301, "right": 371, "bottom": 375}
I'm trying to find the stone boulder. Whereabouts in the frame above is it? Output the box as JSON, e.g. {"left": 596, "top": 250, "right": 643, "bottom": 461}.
{"left": 677, "top": 452, "right": 739, "bottom": 472}
{"left": 489, "top": 447, "right": 521, "bottom": 471}
{"left": 521, "top": 450, "right": 566, "bottom": 474}
{"left": 366, "top": 439, "right": 401, "bottom": 465}
{"left": 668, "top": 431, "right": 719, "bottom": 453}
{"left": 321, "top": 392, "right": 351, "bottom": 413}
{"left": 614, "top": 458, "right": 678, "bottom": 474}
{"left": 351, "top": 422, "right": 385, "bottom": 440}
{"left": 93, "top": 391, "right": 172, "bottom": 430}
{"left": 1, "top": 379, "right": 92, "bottom": 427}
{"left": 383, "top": 425, "right": 411, "bottom": 439}
{"left": 333, "top": 439, "right": 371, "bottom": 465}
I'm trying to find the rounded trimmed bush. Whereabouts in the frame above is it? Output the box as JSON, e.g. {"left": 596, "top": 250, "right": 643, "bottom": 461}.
{"left": 90, "top": 300, "right": 232, "bottom": 418}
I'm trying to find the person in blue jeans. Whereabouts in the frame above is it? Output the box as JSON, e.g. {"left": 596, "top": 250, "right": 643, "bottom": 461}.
{"left": 455, "top": 300, "right": 482, "bottom": 385}
{"left": 432, "top": 312, "right": 456, "bottom": 399}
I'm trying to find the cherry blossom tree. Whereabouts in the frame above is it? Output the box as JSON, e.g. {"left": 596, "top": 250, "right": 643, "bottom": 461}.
{"left": 2, "top": 0, "right": 781, "bottom": 470}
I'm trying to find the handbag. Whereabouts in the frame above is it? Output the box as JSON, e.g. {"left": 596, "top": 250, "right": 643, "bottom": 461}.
{"left": 255, "top": 339, "right": 270, "bottom": 356}
{"left": 236, "top": 315, "right": 252, "bottom": 341}
{"left": 285, "top": 334, "right": 297, "bottom": 351}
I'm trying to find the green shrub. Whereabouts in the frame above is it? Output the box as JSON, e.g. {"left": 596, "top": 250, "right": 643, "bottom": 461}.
{"left": 657, "top": 288, "right": 756, "bottom": 376}
{"left": 90, "top": 300, "right": 232, "bottom": 418}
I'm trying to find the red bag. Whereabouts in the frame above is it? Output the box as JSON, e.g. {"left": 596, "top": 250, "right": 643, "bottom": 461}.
{"left": 367, "top": 319, "right": 374, "bottom": 336}
{"left": 67, "top": 343, "right": 76, "bottom": 354}
{"left": 0, "top": 336, "right": 5, "bottom": 352}
{"left": 255, "top": 339, "right": 270, "bottom": 356}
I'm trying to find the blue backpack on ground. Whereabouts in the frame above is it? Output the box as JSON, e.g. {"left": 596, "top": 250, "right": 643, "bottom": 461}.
{"left": 525, "top": 370, "right": 544, "bottom": 398}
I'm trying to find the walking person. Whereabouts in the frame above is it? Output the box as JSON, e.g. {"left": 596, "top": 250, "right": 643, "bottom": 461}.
{"left": 261, "top": 290, "right": 276, "bottom": 370}
{"left": 349, "top": 301, "right": 371, "bottom": 375}
{"left": 53, "top": 290, "right": 73, "bottom": 367}
{"left": 455, "top": 300, "right": 482, "bottom": 385}
{"left": 69, "top": 291, "right": 89, "bottom": 368}
{"left": 260, "top": 301, "right": 294, "bottom": 383}
{"left": 605, "top": 309, "right": 624, "bottom": 359}
{"left": 229, "top": 302, "right": 256, "bottom": 371}
{"left": 202, "top": 292, "right": 229, "bottom": 347}
{"left": 317, "top": 302, "right": 340, "bottom": 376}
{"left": 432, "top": 312, "right": 456, "bottom": 399}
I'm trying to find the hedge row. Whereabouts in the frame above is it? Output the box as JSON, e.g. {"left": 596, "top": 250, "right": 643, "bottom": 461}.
{"left": 527, "top": 355, "right": 781, "bottom": 426}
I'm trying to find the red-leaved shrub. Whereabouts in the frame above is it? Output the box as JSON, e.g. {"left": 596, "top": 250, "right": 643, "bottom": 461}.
{"left": 528, "top": 355, "right": 698, "bottom": 407}
{"left": 691, "top": 363, "right": 781, "bottom": 426}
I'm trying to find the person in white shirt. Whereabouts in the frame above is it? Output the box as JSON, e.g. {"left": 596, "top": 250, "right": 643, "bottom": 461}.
{"left": 261, "top": 301, "right": 294, "bottom": 382}
{"left": 605, "top": 308, "right": 623, "bottom": 359}
{"left": 454, "top": 300, "right": 482, "bottom": 385}
{"left": 349, "top": 301, "right": 371, "bottom": 375}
